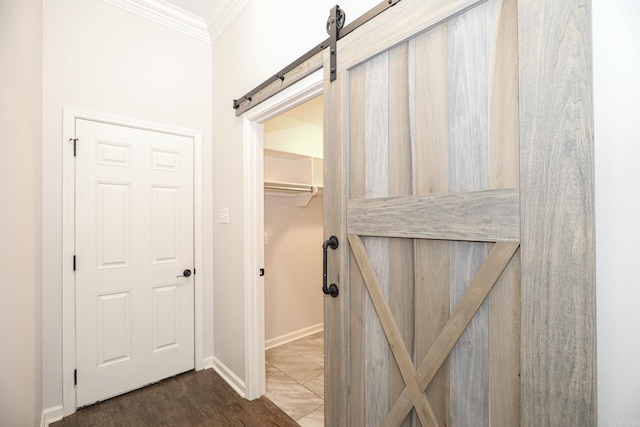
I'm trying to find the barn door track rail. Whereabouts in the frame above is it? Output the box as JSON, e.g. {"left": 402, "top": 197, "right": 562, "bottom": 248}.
{"left": 232, "top": 0, "right": 402, "bottom": 116}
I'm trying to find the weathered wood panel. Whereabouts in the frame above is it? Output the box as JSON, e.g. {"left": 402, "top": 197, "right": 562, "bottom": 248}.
{"left": 489, "top": 249, "right": 520, "bottom": 426}
{"left": 363, "top": 52, "right": 391, "bottom": 426}
{"left": 323, "top": 49, "right": 349, "bottom": 427}
{"left": 338, "top": 0, "right": 488, "bottom": 72}
{"left": 384, "top": 242, "right": 520, "bottom": 425}
{"left": 518, "top": 1, "right": 596, "bottom": 425}
{"left": 448, "top": 3, "right": 490, "bottom": 426}
{"left": 413, "top": 23, "right": 451, "bottom": 427}
{"left": 387, "top": 41, "right": 415, "bottom": 427}
{"left": 349, "top": 235, "right": 435, "bottom": 427}
{"left": 486, "top": 0, "right": 521, "bottom": 425}
{"left": 347, "top": 189, "right": 519, "bottom": 242}
{"left": 347, "top": 61, "right": 366, "bottom": 427}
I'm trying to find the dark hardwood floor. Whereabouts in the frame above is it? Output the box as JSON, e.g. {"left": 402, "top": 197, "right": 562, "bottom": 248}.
{"left": 52, "top": 369, "right": 299, "bottom": 427}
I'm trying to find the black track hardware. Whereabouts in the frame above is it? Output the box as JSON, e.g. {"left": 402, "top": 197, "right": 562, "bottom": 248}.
{"left": 327, "top": 5, "right": 345, "bottom": 82}
{"left": 232, "top": 0, "right": 403, "bottom": 114}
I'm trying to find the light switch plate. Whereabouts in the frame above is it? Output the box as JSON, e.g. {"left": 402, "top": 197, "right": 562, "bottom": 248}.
{"left": 219, "top": 208, "right": 229, "bottom": 224}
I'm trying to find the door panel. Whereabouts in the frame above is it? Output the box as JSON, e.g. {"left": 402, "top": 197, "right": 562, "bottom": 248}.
{"left": 324, "top": 0, "right": 595, "bottom": 425}
{"left": 96, "top": 182, "right": 131, "bottom": 269}
{"left": 414, "top": 24, "right": 451, "bottom": 427}
{"left": 97, "top": 291, "right": 131, "bottom": 367}
{"left": 75, "top": 120, "right": 194, "bottom": 407}
{"left": 325, "top": 0, "right": 521, "bottom": 425}
{"left": 152, "top": 186, "right": 179, "bottom": 263}
{"left": 448, "top": 5, "right": 491, "bottom": 425}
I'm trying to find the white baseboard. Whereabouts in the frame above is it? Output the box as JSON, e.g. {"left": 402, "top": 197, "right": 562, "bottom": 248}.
{"left": 211, "top": 356, "right": 246, "bottom": 398}
{"left": 41, "top": 405, "right": 64, "bottom": 427}
{"left": 265, "top": 323, "right": 324, "bottom": 350}
{"left": 202, "top": 355, "right": 214, "bottom": 370}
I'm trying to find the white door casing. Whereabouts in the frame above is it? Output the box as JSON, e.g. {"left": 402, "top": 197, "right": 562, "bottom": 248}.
{"left": 61, "top": 108, "right": 205, "bottom": 415}
{"left": 242, "top": 69, "right": 323, "bottom": 400}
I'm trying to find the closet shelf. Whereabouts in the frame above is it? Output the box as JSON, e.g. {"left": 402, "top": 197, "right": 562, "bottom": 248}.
{"left": 264, "top": 149, "right": 323, "bottom": 207}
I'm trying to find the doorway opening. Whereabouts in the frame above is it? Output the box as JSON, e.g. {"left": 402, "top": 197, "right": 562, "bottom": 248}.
{"left": 262, "top": 95, "right": 325, "bottom": 423}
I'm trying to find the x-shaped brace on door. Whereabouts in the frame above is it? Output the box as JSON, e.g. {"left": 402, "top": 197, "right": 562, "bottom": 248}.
{"left": 348, "top": 235, "right": 520, "bottom": 427}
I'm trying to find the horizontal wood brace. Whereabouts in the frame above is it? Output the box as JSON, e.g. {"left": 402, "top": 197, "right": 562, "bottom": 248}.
{"left": 347, "top": 188, "right": 520, "bottom": 242}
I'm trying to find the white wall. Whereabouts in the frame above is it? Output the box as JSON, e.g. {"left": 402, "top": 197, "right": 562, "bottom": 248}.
{"left": 594, "top": 1, "right": 640, "bottom": 425}
{"left": 0, "top": 1, "right": 43, "bottom": 425}
{"left": 264, "top": 194, "right": 324, "bottom": 344}
{"left": 41, "top": 0, "right": 213, "bottom": 414}
{"left": 211, "top": 0, "right": 379, "bottom": 383}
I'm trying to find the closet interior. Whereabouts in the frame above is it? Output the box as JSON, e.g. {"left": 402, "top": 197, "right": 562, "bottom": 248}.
{"left": 263, "top": 95, "right": 324, "bottom": 349}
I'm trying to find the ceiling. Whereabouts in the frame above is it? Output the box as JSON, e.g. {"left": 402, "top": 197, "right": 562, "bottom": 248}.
{"left": 264, "top": 95, "right": 323, "bottom": 132}
{"left": 162, "top": 0, "right": 238, "bottom": 28}
{"left": 283, "top": 95, "right": 323, "bottom": 127}
{"left": 162, "top": 0, "right": 219, "bottom": 18}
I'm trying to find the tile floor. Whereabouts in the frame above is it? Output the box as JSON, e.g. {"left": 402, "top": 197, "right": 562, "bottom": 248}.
{"left": 265, "top": 331, "right": 324, "bottom": 426}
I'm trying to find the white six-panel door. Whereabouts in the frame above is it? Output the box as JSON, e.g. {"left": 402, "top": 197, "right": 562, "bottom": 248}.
{"left": 74, "top": 119, "right": 194, "bottom": 407}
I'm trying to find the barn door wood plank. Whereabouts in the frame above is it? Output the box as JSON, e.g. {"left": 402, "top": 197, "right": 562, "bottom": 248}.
{"left": 486, "top": 0, "right": 521, "bottom": 425}
{"left": 347, "top": 188, "right": 519, "bottom": 242}
{"left": 448, "top": 3, "right": 491, "bottom": 426}
{"left": 323, "top": 48, "right": 349, "bottom": 427}
{"left": 384, "top": 241, "right": 520, "bottom": 425}
{"left": 413, "top": 23, "right": 451, "bottom": 427}
{"left": 387, "top": 41, "right": 416, "bottom": 427}
{"left": 518, "top": 0, "right": 596, "bottom": 425}
{"left": 349, "top": 234, "right": 437, "bottom": 427}
{"left": 348, "top": 61, "right": 367, "bottom": 427}
{"left": 363, "top": 52, "right": 391, "bottom": 426}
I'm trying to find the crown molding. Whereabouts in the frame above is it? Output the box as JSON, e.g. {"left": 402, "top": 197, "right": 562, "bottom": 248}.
{"left": 100, "top": 0, "right": 211, "bottom": 44}
{"left": 207, "top": 0, "right": 251, "bottom": 43}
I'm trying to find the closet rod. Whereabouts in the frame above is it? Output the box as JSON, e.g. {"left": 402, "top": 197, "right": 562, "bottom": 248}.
{"left": 264, "top": 183, "right": 318, "bottom": 194}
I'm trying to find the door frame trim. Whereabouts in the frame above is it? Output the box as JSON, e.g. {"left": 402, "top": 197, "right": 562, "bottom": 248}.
{"left": 242, "top": 68, "right": 323, "bottom": 400}
{"left": 61, "top": 107, "right": 205, "bottom": 415}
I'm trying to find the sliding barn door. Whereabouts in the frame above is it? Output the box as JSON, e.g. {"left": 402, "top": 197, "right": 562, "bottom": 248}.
{"left": 323, "top": 0, "right": 595, "bottom": 426}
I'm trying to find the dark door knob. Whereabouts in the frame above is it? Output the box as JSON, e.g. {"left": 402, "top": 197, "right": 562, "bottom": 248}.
{"left": 177, "top": 269, "right": 192, "bottom": 278}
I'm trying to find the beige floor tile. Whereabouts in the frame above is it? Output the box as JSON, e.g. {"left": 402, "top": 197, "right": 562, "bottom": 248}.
{"left": 265, "top": 370, "right": 323, "bottom": 421}
{"left": 285, "top": 336, "right": 323, "bottom": 356}
{"left": 303, "top": 374, "right": 324, "bottom": 399}
{"left": 266, "top": 344, "right": 298, "bottom": 358}
{"left": 266, "top": 332, "right": 325, "bottom": 423}
{"left": 267, "top": 352, "right": 323, "bottom": 384}
{"left": 297, "top": 406, "right": 324, "bottom": 427}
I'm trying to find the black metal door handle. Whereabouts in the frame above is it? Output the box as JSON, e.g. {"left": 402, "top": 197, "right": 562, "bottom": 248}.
{"left": 322, "top": 236, "right": 339, "bottom": 297}
{"left": 177, "top": 269, "right": 192, "bottom": 278}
